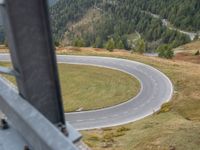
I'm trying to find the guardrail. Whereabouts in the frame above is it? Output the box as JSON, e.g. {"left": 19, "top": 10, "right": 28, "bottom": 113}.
{"left": 0, "top": 78, "right": 79, "bottom": 150}
{"left": 0, "top": 0, "right": 83, "bottom": 149}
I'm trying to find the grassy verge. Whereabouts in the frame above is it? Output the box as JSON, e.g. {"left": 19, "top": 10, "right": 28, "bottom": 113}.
{"left": 55, "top": 47, "right": 200, "bottom": 150}
{"left": 0, "top": 62, "right": 140, "bottom": 112}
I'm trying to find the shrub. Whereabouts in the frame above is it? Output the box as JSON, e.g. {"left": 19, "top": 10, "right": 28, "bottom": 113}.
{"left": 88, "top": 135, "right": 100, "bottom": 141}
{"left": 157, "top": 44, "right": 174, "bottom": 59}
{"left": 158, "top": 102, "right": 173, "bottom": 113}
{"left": 73, "top": 37, "right": 86, "bottom": 47}
{"left": 113, "top": 132, "right": 125, "bottom": 137}
{"left": 103, "top": 132, "right": 114, "bottom": 142}
{"left": 194, "top": 50, "right": 200, "bottom": 56}
{"left": 116, "top": 127, "right": 130, "bottom": 132}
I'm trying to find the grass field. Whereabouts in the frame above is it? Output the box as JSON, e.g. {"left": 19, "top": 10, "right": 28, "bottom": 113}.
{"left": 59, "top": 64, "right": 140, "bottom": 112}
{"left": 0, "top": 62, "right": 140, "bottom": 112}
{"left": 55, "top": 47, "right": 200, "bottom": 150}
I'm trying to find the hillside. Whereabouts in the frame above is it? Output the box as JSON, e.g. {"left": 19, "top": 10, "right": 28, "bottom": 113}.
{"left": 174, "top": 40, "right": 200, "bottom": 53}
{"left": 173, "top": 40, "right": 200, "bottom": 64}
{"left": 49, "top": 0, "right": 200, "bottom": 51}
{"left": 54, "top": 47, "right": 200, "bottom": 150}
{"left": 136, "top": 0, "right": 200, "bottom": 32}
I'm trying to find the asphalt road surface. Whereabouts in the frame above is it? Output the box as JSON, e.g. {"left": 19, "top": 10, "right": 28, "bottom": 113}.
{"left": 0, "top": 54, "right": 173, "bottom": 130}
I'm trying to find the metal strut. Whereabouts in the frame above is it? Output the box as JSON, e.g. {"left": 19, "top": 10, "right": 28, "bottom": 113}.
{"left": 3, "top": 0, "right": 65, "bottom": 125}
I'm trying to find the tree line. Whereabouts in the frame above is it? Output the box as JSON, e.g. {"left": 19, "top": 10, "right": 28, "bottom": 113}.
{"left": 50, "top": 0, "right": 194, "bottom": 59}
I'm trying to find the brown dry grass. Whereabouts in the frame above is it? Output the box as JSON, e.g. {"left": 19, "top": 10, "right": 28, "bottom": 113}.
{"left": 172, "top": 40, "right": 200, "bottom": 64}
{"left": 174, "top": 40, "right": 200, "bottom": 53}
{"left": 173, "top": 52, "right": 200, "bottom": 64}
{"left": 56, "top": 46, "right": 129, "bottom": 54}
{"left": 176, "top": 40, "right": 200, "bottom": 52}
{"left": 56, "top": 47, "right": 200, "bottom": 150}
{"left": 0, "top": 45, "right": 9, "bottom": 53}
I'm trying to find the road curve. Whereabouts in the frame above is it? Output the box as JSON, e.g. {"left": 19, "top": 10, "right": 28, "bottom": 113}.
{"left": 0, "top": 54, "right": 173, "bottom": 130}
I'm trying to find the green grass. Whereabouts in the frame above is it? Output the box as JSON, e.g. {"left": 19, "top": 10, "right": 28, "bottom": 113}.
{"left": 59, "top": 64, "right": 140, "bottom": 112}
{"left": 0, "top": 62, "right": 140, "bottom": 112}
{"left": 56, "top": 48, "right": 200, "bottom": 149}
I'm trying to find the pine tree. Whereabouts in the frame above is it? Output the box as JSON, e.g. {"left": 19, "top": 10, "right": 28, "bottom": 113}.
{"left": 157, "top": 44, "right": 174, "bottom": 59}
{"left": 94, "top": 36, "right": 103, "bottom": 48}
{"left": 116, "top": 40, "right": 125, "bottom": 49}
{"left": 73, "top": 37, "right": 85, "bottom": 47}
{"left": 135, "top": 38, "right": 146, "bottom": 54}
{"left": 105, "top": 38, "right": 115, "bottom": 51}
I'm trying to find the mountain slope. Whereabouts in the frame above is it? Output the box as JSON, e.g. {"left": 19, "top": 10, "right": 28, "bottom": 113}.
{"left": 135, "top": 0, "right": 200, "bottom": 32}
{"left": 49, "top": 0, "right": 97, "bottom": 41}
{"left": 50, "top": 0, "right": 195, "bottom": 51}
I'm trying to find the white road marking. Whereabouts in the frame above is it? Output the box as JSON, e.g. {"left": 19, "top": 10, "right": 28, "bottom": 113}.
{"left": 76, "top": 120, "right": 84, "bottom": 122}
{"left": 0, "top": 54, "right": 174, "bottom": 130}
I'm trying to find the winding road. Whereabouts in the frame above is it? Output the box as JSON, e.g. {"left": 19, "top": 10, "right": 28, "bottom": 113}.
{"left": 142, "top": 10, "right": 199, "bottom": 40}
{"left": 0, "top": 54, "right": 173, "bottom": 130}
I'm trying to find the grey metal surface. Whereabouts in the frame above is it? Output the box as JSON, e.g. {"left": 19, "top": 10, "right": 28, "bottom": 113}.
{"left": 0, "top": 66, "right": 16, "bottom": 76}
{"left": 0, "top": 125, "right": 27, "bottom": 150}
{"left": 48, "top": 0, "right": 59, "bottom": 6}
{"left": 0, "top": 77, "right": 78, "bottom": 150}
{"left": 0, "top": 1, "right": 4, "bottom": 26}
{"left": 66, "top": 122, "right": 82, "bottom": 143}
{"left": 0, "top": 54, "right": 173, "bottom": 130}
{"left": 2, "top": 0, "right": 65, "bottom": 124}
{"left": 0, "top": 0, "right": 57, "bottom": 27}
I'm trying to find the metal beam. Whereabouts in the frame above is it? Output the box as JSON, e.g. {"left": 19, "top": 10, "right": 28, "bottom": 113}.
{"left": 0, "top": 78, "right": 78, "bottom": 150}
{"left": 3, "top": 0, "right": 65, "bottom": 124}
{"left": 0, "top": 66, "right": 17, "bottom": 76}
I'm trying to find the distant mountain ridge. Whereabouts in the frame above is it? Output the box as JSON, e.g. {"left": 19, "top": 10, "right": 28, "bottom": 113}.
{"left": 50, "top": 0, "right": 199, "bottom": 51}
